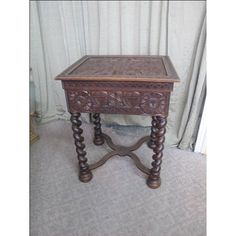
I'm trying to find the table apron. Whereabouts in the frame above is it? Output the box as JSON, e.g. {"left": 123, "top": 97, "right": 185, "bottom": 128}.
{"left": 64, "top": 83, "right": 171, "bottom": 116}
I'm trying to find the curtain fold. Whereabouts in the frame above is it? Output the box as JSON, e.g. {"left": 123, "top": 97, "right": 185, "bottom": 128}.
{"left": 30, "top": 1, "right": 206, "bottom": 150}
{"left": 178, "top": 16, "right": 206, "bottom": 149}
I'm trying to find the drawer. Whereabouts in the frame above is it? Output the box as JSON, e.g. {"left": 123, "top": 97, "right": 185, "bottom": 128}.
{"left": 63, "top": 81, "right": 171, "bottom": 116}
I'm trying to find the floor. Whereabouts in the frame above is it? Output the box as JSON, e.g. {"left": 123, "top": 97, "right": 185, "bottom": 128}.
{"left": 30, "top": 120, "right": 206, "bottom": 236}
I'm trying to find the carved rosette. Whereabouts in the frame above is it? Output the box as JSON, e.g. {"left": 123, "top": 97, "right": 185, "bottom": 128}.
{"left": 66, "top": 89, "right": 170, "bottom": 116}
{"left": 140, "top": 93, "right": 166, "bottom": 114}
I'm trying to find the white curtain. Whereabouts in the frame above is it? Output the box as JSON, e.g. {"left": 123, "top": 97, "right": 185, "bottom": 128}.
{"left": 30, "top": 1, "right": 206, "bottom": 150}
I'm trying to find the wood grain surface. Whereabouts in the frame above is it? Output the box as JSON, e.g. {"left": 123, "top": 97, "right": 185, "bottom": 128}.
{"left": 55, "top": 55, "right": 179, "bottom": 83}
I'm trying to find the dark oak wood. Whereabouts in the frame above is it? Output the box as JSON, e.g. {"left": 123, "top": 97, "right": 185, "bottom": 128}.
{"left": 56, "top": 55, "right": 179, "bottom": 189}
{"left": 56, "top": 55, "right": 179, "bottom": 83}
{"left": 93, "top": 113, "right": 104, "bottom": 145}
{"left": 147, "top": 116, "right": 167, "bottom": 188}
{"left": 90, "top": 133, "right": 150, "bottom": 175}
{"left": 148, "top": 116, "right": 159, "bottom": 149}
{"left": 70, "top": 113, "right": 92, "bottom": 182}
{"left": 64, "top": 84, "right": 171, "bottom": 116}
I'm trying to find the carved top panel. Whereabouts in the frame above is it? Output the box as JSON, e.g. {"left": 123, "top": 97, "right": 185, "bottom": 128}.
{"left": 55, "top": 55, "right": 180, "bottom": 83}
{"left": 70, "top": 57, "right": 166, "bottom": 76}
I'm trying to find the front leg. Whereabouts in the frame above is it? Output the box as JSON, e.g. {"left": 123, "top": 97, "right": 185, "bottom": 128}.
{"left": 147, "top": 116, "right": 167, "bottom": 189}
{"left": 70, "top": 113, "right": 93, "bottom": 182}
{"left": 148, "top": 116, "right": 158, "bottom": 149}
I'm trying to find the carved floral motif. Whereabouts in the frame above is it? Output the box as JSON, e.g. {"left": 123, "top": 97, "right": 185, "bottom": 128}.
{"left": 66, "top": 89, "right": 169, "bottom": 116}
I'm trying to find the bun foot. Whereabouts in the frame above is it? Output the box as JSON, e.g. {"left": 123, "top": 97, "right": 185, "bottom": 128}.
{"left": 146, "top": 177, "right": 161, "bottom": 189}
{"left": 93, "top": 137, "right": 105, "bottom": 146}
{"left": 147, "top": 140, "right": 156, "bottom": 149}
{"left": 79, "top": 171, "right": 93, "bottom": 182}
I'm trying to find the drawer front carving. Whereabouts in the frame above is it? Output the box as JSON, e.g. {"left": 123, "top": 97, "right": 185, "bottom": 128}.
{"left": 65, "top": 89, "right": 170, "bottom": 116}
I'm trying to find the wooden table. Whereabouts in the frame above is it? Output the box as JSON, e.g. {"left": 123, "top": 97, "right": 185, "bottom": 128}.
{"left": 55, "top": 55, "right": 179, "bottom": 189}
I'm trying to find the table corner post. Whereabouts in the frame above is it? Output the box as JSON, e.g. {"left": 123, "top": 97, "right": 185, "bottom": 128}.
{"left": 147, "top": 116, "right": 167, "bottom": 189}
{"left": 70, "top": 112, "right": 93, "bottom": 182}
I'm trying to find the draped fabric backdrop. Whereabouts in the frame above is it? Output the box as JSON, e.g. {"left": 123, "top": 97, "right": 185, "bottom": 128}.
{"left": 30, "top": 1, "right": 206, "bottom": 150}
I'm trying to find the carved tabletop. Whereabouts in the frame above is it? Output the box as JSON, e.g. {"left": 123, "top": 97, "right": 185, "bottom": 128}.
{"left": 56, "top": 55, "right": 179, "bottom": 189}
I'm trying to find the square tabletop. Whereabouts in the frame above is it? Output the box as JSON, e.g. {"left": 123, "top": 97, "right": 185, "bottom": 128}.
{"left": 55, "top": 55, "right": 179, "bottom": 83}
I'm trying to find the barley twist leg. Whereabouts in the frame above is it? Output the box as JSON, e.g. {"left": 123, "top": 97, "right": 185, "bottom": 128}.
{"left": 147, "top": 116, "right": 167, "bottom": 189}
{"left": 70, "top": 113, "right": 92, "bottom": 182}
{"left": 93, "top": 113, "right": 104, "bottom": 145}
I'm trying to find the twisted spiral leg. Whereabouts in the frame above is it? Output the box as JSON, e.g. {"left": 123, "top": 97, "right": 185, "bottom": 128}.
{"left": 70, "top": 113, "right": 92, "bottom": 182}
{"left": 148, "top": 116, "right": 158, "bottom": 149}
{"left": 93, "top": 113, "right": 104, "bottom": 145}
{"left": 147, "top": 116, "right": 167, "bottom": 189}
